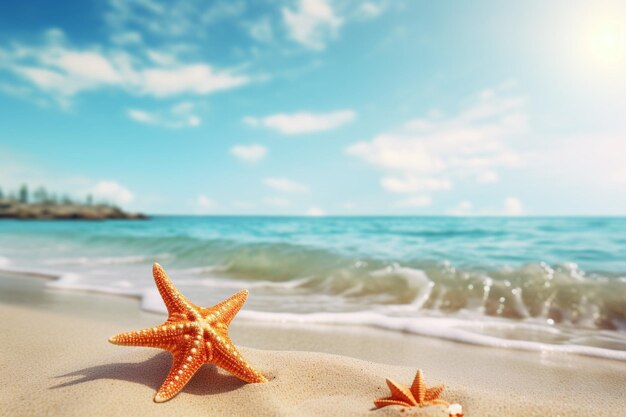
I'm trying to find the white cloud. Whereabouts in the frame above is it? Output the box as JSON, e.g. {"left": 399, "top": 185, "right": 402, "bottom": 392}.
{"left": 202, "top": 1, "right": 246, "bottom": 25}
{"left": 381, "top": 175, "right": 452, "bottom": 193}
{"left": 127, "top": 101, "right": 201, "bottom": 128}
{"left": 476, "top": 170, "right": 499, "bottom": 183}
{"left": 230, "top": 144, "right": 267, "bottom": 162}
{"left": 188, "top": 116, "right": 201, "bottom": 127}
{"left": 2, "top": 30, "right": 250, "bottom": 104}
{"left": 127, "top": 109, "right": 156, "bottom": 124}
{"left": 16, "top": 67, "right": 86, "bottom": 98}
{"left": 282, "top": 0, "right": 343, "bottom": 50}
{"left": 245, "top": 109, "right": 356, "bottom": 135}
{"left": 305, "top": 206, "right": 326, "bottom": 216}
{"left": 91, "top": 180, "right": 134, "bottom": 205}
{"left": 347, "top": 87, "right": 526, "bottom": 196}
{"left": 447, "top": 200, "right": 473, "bottom": 216}
{"left": 196, "top": 195, "right": 215, "bottom": 211}
{"left": 106, "top": 0, "right": 246, "bottom": 38}
{"left": 503, "top": 197, "right": 524, "bottom": 216}
{"left": 14, "top": 50, "right": 123, "bottom": 99}
{"left": 137, "top": 64, "right": 248, "bottom": 97}
{"left": 111, "top": 31, "right": 143, "bottom": 45}
{"left": 356, "top": 2, "right": 383, "bottom": 19}
{"left": 56, "top": 51, "right": 121, "bottom": 83}
{"left": 170, "top": 101, "right": 194, "bottom": 114}
{"left": 446, "top": 198, "right": 525, "bottom": 216}
{"left": 394, "top": 196, "right": 432, "bottom": 208}
{"left": 263, "top": 197, "right": 290, "bottom": 207}
{"left": 263, "top": 177, "right": 309, "bottom": 193}
{"left": 146, "top": 50, "right": 177, "bottom": 66}
{"left": 347, "top": 90, "right": 525, "bottom": 174}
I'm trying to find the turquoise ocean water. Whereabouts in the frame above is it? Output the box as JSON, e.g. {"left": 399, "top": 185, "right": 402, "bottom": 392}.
{"left": 1, "top": 216, "right": 625, "bottom": 359}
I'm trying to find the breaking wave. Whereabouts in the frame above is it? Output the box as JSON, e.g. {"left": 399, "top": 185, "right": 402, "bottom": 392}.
{"left": 1, "top": 216, "right": 625, "bottom": 360}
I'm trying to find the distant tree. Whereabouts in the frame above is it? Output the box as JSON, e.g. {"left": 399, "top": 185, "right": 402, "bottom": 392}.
{"left": 18, "top": 184, "right": 29, "bottom": 203}
{"left": 61, "top": 194, "right": 73, "bottom": 205}
{"left": 33, "top": 186, "right": 48, "bottom": 204}
{"left": 86, "top": 194, "right": 93, "bottom": 205}
{"left": 49, "top": 193, "right": 59, "bottom": 205}
{"left": 0, "top": 186, "right": 3, "bottom": 199}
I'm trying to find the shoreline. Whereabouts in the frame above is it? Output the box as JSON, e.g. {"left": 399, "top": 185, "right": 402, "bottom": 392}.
{"left": 1, "top": 271, "right": 625, "bottom": 416}
{"left": 2, "top": 265, "right": 625, "bottom": 362}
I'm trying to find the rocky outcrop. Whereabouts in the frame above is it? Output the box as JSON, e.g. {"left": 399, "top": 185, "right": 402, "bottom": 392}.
{"left": 0, "top": 200, "right": 147, "bottom": 220}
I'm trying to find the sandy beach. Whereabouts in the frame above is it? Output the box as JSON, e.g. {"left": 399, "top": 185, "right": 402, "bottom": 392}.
{"left": 3, "top": 0, "right": 626, "bottom": 414}
{"left": 1, "top": 271, "right": 624, "bottom": 417}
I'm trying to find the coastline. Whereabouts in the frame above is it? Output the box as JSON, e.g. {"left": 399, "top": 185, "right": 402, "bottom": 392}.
{"left": 0, "top": 199, "right": 147, "bottom": 220}
{"left": 1, "top": 271, "right": 625, "bottom": 417}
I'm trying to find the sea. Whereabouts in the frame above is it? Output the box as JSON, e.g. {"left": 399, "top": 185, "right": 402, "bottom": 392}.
{"left": 1, "top": 216, "right": 625, "bottom": 360}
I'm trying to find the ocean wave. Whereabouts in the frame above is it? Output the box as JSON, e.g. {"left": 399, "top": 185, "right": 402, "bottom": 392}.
{"left": 43, "top": 254, "right": 172, "bottom": 266}
{"left": 2, "top": 219, "right": 626, "bottom": 363}
{"left": 46, "top": 272, "right": 145, "bottom": 298}
{"left": 13, "top": 242, "right": 626, "bottom": 334}
{"left": 0, "top": 256, "right": 11, "bottom": 268}
{"left": 3, "top": 259, "right": 626, "bottom": 361}
{"left": 195, "top": 256, "right": 626, "bottom": 334}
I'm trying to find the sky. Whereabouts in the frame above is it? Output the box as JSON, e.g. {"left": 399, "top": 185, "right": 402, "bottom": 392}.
{"left": 0, "top": 0, "right": 625, "bottom": 215}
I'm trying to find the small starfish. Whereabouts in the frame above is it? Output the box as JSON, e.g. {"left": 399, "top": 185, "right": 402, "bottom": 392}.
{"left": 374, "top": 369, "right": 448, "bottom": 408}
{"left": 109, "top": 263, "right": 267, "bottom": 402}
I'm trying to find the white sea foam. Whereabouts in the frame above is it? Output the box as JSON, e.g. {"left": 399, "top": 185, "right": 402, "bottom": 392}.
{"left": 0, "top": 256, "right": 11, "bottom": 268}
{"left": 234, "top": 310, "right": 626, "bottom": 361}
{"left": 46, "top": 272, "right": 145, "bottom": 298}
{"left": 173, "top": 276, "right": 309, "bottom": 290}
{"left": 369, "top": 267, "right": 434, "bottom": 311}
{"left": 2, "top": 261, "right": 626, "bottom": 362}
{"left": 131, "top": 276, "right": 626, "bottom": 361}
{"left": 182, "top": 264, "right": 232, "bottom": 274}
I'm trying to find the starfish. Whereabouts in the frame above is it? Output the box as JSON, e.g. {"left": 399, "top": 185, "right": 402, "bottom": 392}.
{"left": 109, "top": 263, "right": 267, "bottom": 402}
{"left": 374, "top": 369, "right": 448, "bottom": 409}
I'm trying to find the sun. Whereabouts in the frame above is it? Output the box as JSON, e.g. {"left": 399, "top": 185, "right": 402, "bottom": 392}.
{"left": 583, "top": 18, "right": 625, "bottom": 68}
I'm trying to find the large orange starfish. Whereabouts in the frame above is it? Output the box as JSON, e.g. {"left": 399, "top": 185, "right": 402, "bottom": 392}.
{"left": 374, "top": 369, "right": 448, "bottom": 408}
{"left": 109, "top": 263, "right": 267, "bottom": 402}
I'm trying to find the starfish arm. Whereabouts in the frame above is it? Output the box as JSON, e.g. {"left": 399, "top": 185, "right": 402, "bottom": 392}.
{"left": 203, "top": 290, "right": 248, "bottom": 325}
{"left": 152, "top": 263, "right": 198, "bottom": 318}
{"left": 424, "top": 384, "right": 445, "bottom": 402}
{"left": 212, "top": 335, "right": 267, "bottom": 383}
{"left": 386, "top": 379, "right": 417, "bottom": 406}
{"left": 108, "top": 323, "right": 189, "bottom": 350}
{"left": 410, "top": 369, "right": 426, "bottom": 403}
{"left": 154, "top": 343, "right": 206, "bottom": 403}
{"left": 373, "top": 398, "right": 413, "bottom": 408}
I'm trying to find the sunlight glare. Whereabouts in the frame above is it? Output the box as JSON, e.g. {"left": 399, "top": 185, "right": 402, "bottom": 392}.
{"left": 584, "top": 19, "right": 625, "bottom": 68}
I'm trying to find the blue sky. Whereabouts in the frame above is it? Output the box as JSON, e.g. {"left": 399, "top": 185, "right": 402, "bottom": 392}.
{"left": 0, "top": 0, "right": 625, "bottom": 215}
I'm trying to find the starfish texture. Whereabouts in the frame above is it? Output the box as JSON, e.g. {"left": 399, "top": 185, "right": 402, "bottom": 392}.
{"left": 374, "top": 369, "right": 449, "bottom": 409}
{"left": 109, "top": 263, "right": 267, "bottom": 402}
